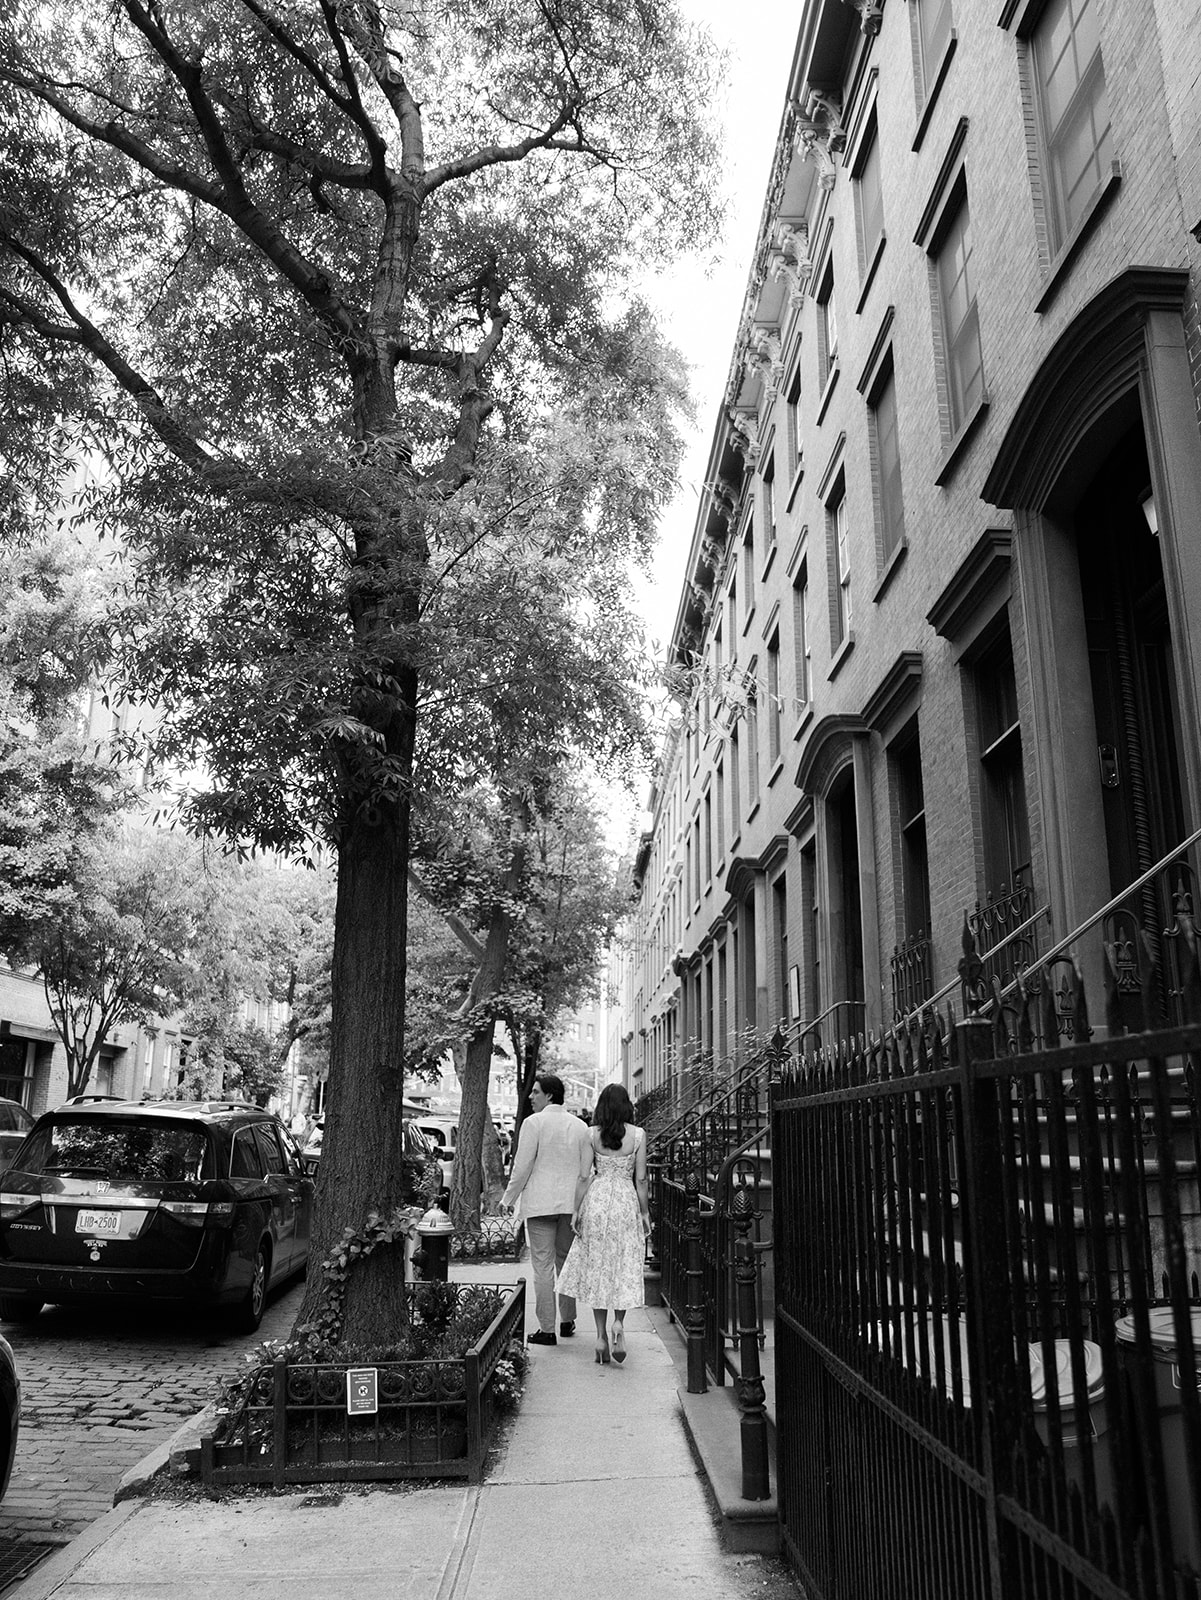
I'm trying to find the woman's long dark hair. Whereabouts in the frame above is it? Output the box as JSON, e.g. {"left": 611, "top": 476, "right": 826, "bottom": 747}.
{"left": 594, "top": 1083, "right": 636, "bottom": 1150}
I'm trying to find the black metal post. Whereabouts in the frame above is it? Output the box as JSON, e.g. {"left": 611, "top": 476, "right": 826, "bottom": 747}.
{"left": 684, "top": 1170, "right": 708, "bottom": 1394}
{"left": 731, "top": 1186, "right": 770, "bottom": 1500}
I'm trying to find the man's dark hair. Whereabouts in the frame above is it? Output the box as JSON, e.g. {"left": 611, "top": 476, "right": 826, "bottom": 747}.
{"left": 535, "top": 1073, "right": 566, "bottom": 1105}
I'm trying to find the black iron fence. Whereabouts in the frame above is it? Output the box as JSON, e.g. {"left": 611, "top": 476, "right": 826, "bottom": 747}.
{"left": 199, "top": 1281, "right": 526, "bottom": 1487}
{"left": 772, "top": 998, "right": 1201, "bottom": 1599}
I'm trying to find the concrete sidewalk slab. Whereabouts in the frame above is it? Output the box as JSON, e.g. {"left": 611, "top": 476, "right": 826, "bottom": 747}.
{"left": 8, "top": 1263, "right": 790, "bottom": 1600}
{"left": 11, "top": 1489, "right": 475, "bottom": 1599}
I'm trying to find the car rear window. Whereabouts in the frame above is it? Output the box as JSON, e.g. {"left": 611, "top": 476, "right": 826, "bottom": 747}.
{"left": 17, "top": 1117, "right": 212, "bottom": 1183}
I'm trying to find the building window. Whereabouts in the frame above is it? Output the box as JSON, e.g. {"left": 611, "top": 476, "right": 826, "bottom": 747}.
{"left": 793, "top": 566, "right": 811, "bottom": 711}
{"left": 817, "top": 262, "right": 838, "bottom": 385}
{"left": 936, "top": 191, "right": 984, "bottom": 433}
{"left": 762, "top": 452, "right": 777, "bottom": 553}
{"left": 975, "top": 631, "right": 1031, "bottom": 896}
{"left": 716, "top": 760, "right": 726, "bottom": 862}
{"left": 855, "top": 119, "right": 885, "bottom": 274}
{"left": 786, "top": 366, "right": 803, "bottom": 476}
{"left": 704, "top": 789, "right": 713, "bottom": 883}
{"left": 894, "top": 730, "right": 931, "bottom": 942}
{"left": 916, "top": 0, "right": 953, "bottom": 99}
{"left": 728, "top": 577, "right": 737, "bottom": 639}
{"left": 693, "top": 812, "right": 702, "bottom": 901}
{"left": 830, "top": 486, "right": 852, "bottom": 648}
{"left": 1031, "top": 0, "right": 1111, "bottom": 251}
{"left": 742, "top": 520, "right": 755, "bottom": 601}
{"left": 730, "top": 725, "right": 742, "bottom": 833}
{"left": 773, "top": 875, "right": 789, "bottom": 1026}
{"left": 872, "top": 363, "right": 905, "bottom": 565}
{"left": 746, "top": 673, "right": 761, "bottom": 806}
{"left": 713, "top": 622, "right": 724, "bottom": 720}
{"left": 767, "top": 629, "right": 782, "bottom": 766}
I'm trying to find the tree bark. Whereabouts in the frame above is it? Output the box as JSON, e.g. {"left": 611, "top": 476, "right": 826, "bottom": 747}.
{"left": 294, "top": 786, "right": 414, "bottom": 1345}
{"left": 447, "top": 814, "right": 528, "bottom": 1227}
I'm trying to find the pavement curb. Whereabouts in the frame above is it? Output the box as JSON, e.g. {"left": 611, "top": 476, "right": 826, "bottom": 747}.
{"left": 645, "top": 1303, "right": 780, "bottom": 1555}
{"left": 114, "top": 1399, "right": 220, "bottom": 1502}
{"left": 5, "top": 1501, "right": 142, "bottom": 1600}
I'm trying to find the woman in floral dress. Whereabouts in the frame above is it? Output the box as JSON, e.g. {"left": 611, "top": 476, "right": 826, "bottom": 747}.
{"left": 556, "top": 1083, "right": 651, "bottom": 1365}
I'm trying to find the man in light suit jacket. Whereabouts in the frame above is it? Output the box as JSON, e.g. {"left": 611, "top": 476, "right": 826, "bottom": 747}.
{"left": 501, "top": 1072, "right": 593, "bottom": 1345}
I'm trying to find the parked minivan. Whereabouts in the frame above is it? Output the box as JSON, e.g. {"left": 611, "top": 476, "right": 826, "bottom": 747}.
{"left": 0, "top": 1099, "right": 312, "bottom": 1332}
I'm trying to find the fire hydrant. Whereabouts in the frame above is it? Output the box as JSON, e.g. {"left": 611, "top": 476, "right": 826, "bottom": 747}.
{"left": 412, "top": 1203, "right": 454, "bottom": 1281}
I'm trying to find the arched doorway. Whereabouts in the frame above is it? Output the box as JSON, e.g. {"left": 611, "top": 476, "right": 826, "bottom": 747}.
{"left": 982, "top": 268, "right": 1201, "bottom": 972}
{"left": 1074, "top": 417, "right": 1187, "bottom": 893}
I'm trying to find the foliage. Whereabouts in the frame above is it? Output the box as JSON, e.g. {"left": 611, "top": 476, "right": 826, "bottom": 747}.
{"left": 0, "top": 0, "right": 723, "bottom": 1343}
{"left": 290, "top": 1204, "right": 424, "bottom": 1355}
{"left": 6, "top": 824, "right": 215, "bottom": 1099}
{"left": 0, "top": 527, "right": 123, "bottom": 947}
{"left": 212, "top": 1022, "right": 282, "bottom": 1106}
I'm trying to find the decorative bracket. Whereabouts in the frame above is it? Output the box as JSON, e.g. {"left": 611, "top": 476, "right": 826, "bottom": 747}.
{"left": 728, "top": 410, "right": 762, "bottom": 468}
{"left": 795, "top": 89, "right": 845, "bottom": 190}
{"left": 767, "top": 220, "right": 813, "bottom": 306}
{"left": 744, "top": 324, "right": 784, "bottom": 399}
{"left": 843, "top": 0, "right": 884, "bottom": 34}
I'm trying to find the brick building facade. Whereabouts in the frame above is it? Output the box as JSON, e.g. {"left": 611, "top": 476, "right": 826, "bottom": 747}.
{"left": 619, "top": 0, "right": 1201, "bottom": 1101}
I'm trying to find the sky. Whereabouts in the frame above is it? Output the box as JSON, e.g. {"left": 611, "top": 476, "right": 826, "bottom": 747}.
{"left": 636, "top": 0, "right": 799, "bottom": 652}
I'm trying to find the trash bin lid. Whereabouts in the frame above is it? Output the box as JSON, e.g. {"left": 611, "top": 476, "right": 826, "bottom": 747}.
{"left": 1114, "top": 1306, "right": 1201, "bottom": 1357}
{"left": 872, "top": 1318, "right": 1103, "bottom": 1409}
{"left": 1029, "top": 1339, "right": 1104, "bottom": 1409}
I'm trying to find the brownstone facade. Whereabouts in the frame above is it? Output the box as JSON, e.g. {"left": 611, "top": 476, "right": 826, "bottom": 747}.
{"left": 619, "top": 0, "right": 1201, "bottom": 1101}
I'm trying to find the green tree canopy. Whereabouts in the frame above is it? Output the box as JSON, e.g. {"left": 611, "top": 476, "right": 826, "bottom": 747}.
{"left": 0, "top": 0, "right": 722, "bottom": 1345}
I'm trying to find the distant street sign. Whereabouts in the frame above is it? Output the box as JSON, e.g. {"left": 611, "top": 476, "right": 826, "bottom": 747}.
{"left": 346, "top": 1368, "right": 378, "bottom": 1415}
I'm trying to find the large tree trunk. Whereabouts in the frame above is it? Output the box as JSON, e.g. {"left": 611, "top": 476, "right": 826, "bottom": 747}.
{"left": 448, "top": 813, "right": 528, "bottom": 1227}
{"left": 450, "top": 1018, "right": 495, "bottom": 1229}
{"left": 480, "top": 1114, "right": 505, "bottom": 1212}
{"left": 294, "top": 792, "right": 413, "bottom": 1347}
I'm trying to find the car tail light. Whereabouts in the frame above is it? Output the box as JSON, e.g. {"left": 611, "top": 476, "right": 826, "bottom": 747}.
{"left": 159, "top": 1199, "right": 235, "bottom": 1227}
{"left": 0, "top": 1192, "right": 36, "bottom": 1219}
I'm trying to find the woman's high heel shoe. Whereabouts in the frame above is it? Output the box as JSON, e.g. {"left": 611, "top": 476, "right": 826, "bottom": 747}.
{"left": 611, "top": 1326, "right": 626, "bottom": 1364}
{"left": 595, "top": 1339, "right": 610, "bottom": 1364}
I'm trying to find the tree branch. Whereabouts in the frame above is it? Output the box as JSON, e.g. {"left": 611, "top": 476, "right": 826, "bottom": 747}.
{"left": 421, "top": 103, "right": 587, "bottom": 197}
{"left": 407, "top": 868, "right": 486, "bottom": 963}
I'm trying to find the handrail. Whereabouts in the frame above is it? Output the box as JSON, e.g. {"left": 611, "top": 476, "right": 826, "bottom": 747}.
{"left": 648, "top": 1051, "right": 756, "bottom": 1148}
{"left": 891, "top": 902, "right": 1051, "bottom": 1036}
{"left": 991, "top": 824, "right": 1201, "bottom": 1002}
{"left": 787, "top": 997, "right": 865, "bottom": 1050}
{"left": 891, "top": 823, "right": 1201, "bottom": 1035}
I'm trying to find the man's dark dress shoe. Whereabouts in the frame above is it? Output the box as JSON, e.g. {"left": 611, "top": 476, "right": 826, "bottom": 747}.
{"left": 559, "top": 1321, "right": 576, "bottom": 1338}
{"left": 528, "top": 1330, "right": 557, "bottom": 1346}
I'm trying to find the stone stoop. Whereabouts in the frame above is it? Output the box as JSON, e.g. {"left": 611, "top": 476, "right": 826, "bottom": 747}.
{"left": 645, "top": 1299, "right": 779, "bottom": 1555}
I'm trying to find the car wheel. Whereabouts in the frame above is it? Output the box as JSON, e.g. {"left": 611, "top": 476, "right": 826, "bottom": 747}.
{"left": 0, "top": 1296, "right": 42, "bottom": 1323}
{"left": 231, "top": 1243, "right": 270, "bottom": 1334}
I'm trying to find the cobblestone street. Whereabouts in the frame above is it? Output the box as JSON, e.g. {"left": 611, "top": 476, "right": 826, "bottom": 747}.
{"left": 0, "top": 1275, "right": 306, "bottom": 1556}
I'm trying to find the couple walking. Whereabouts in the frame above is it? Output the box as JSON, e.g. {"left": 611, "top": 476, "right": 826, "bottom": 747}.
{"left": 501, "top": 1075, "right": 650, "bottom": 1365}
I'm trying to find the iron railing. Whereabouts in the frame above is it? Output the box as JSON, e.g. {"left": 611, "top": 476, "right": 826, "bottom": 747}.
{"left": 772, "top": 979, "right": 1201, "bottom": 1598}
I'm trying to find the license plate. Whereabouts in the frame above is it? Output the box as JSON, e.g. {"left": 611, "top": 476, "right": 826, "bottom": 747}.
{"left": 76, "top": 1209, "right": 121, "bottom": 1235}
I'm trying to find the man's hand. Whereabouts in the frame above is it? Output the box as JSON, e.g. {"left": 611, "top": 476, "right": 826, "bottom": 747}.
{"left": 498, "top": 1200, "right": 514, "bottom": 1217}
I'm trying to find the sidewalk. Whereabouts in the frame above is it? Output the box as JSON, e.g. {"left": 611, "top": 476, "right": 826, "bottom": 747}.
{"left": 8, "top": 1268, "right": 787, "bottom": 1600}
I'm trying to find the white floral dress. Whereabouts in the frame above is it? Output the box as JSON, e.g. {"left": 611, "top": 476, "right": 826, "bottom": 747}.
{"left": 556, "top": 1128, "right": 645, "bottom": 1309}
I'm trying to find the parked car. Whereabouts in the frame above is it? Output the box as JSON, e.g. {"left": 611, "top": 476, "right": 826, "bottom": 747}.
{"left": 301, "top": 1117, "right": 442, "bottom": 1205}
{"left": 412, "top": 1117, "right": 458, "bottom": 1190}
{"left": 0, "top": 1101, "right": 34, "bottom": 1174}
{"left": 0, "top": 1334, "right": 18, "bottom": 1501}
{"left": 0, "top": 1099, "right": 313, "bottom": 1333}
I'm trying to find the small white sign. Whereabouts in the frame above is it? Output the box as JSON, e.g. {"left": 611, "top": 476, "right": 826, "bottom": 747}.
{"left": 346, "top": 1368, "right": 378, "bottom": 1415}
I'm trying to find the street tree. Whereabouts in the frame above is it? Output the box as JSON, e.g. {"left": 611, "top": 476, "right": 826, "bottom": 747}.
{"left": 0, "top": 0, "right": 721, "bottom": 1346}
{"left": 413, "top": 777, "right": 628, "bottom": 1226}
{"left": 10, "top": 825, "right": 211, "bottom": 1100}
{"left": 0, "top": 528, "right": 122, "bottom": 947}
